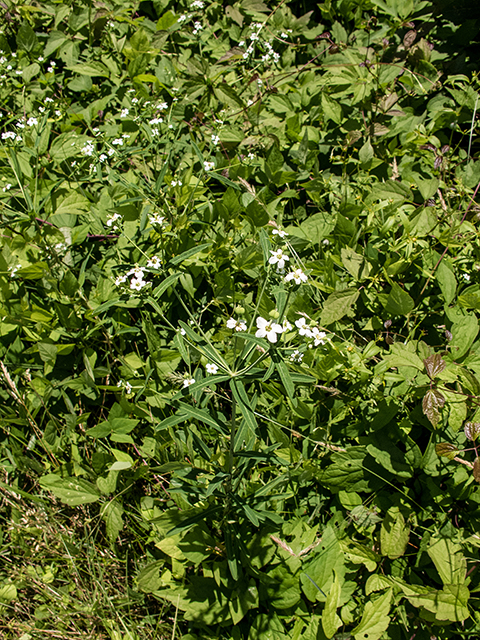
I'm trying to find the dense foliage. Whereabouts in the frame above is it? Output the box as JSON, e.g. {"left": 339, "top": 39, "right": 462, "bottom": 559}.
{"left": 1, "top": 0, "right": 480, "bottom": 638}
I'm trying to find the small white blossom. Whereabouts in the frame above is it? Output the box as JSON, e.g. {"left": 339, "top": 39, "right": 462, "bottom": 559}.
{"left": 211, "top": 134, "right": 220, "bottom": 146}
{"left": 2, "top": 183, "right": 12, "bottom": 192}
{"left": 26, "top": 117, "right": 38, "bottom": 127}
{"left": 191, "top": 0, "right": 204, "bottom": 8}
{"left": 322, "top": 238, "right": 330, "bottom": 246}
{"left": 149, "top": 213, "right": 167, "bottom": 227}
{"left": 206, "top": 363, "right": 219, "bottom": 375}
{"left": 462, "top": 273, "right": 471, "bottom": 282}
{"left": 130, "top": 277, "right": 147, "bottom": 291}
{"left": 272, "top": 228, "right": 287, "bottom": 238}
{"left": 115, "top": 274, "right": 127, "bottom": 286}
{"left": 178, "top": 14, "right": 188, "bottom": 23}
{"left": 281, "top": 32, "right": 289, "bottom": 39}
{"left": 157, "top": 102, "right": 168, "bottom": 111}
{"left": 204, "top": 161, "right": 215, "bottom": 171}
{"left": 180, "top": 327, "right": 186, "bottom": 335}
{"left": 183, "top": 377, "right": 196, "bottom": 388}
{"left": 106, "top": 212, "right": 122, "bottom": 230}
{"left": 192, "top": 21, "right": 203, "bottom": 35}
{"left": 107, "top": 148, "right": 115, "bottom": 156}
{"left": 285, "top": 268, "right": 308, "bottom": 284}
{"left": 45, "top": 97, "right": 54, "bottom": 103}
{"left": 81, "top": 142, "right": 95, "bottom": 156}
{"left": 55, "top": 110, "right": 61, "bottom": 117}
{"left": 226, "top": 317, "right": 247, "bottom": 332}
{"left": 38, "top": 106, "right": 45, "bottom": 113}
{"left": 99, "top": 154, "right": 107, "bottom": 162}
{"left": 171, "top": 179, "right": 182, "bottom": 187}
{"left": 38, "top": 56, "right": 45, "bottom": 62}
{"left": 9, "top": 263, "right": 21, "bottom": 277}
{"left": 295, "top": 317, "right": 313, "bottom": 338}
{"left": 311, "top": 327, "right": 327, "bottom": 346}
{"left": 120, "top": 108, "right": 129, "bottom": 118}
{"left": 112, "top": 138, "right": 124, "bottom": 146}
{"left": 269, "top": 248, "right": 289, "bottom": 270}
{"left": 147, "top": 255, "right": 162, "bottom": 269}
{"left": 282, "top": 319, "right": 292, "bottom": 331}
{"left": 127, "top": 265, "right": 146, "bottom": 279}
{"left": 290, "top": 350, "right": 304, "bottom": 363}
{"left": 149, "top": 117, "right": 163, "bottom": 125}
{"left": 255, "top": 317, "right": 283, "bottom": 343}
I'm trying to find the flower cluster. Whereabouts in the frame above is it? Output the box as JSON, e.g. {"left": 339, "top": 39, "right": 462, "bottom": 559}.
{"left": 149, "top": 212, "right": 167, "bottom": 228}
{"left": 226, "top": 317, "right": 247, "bottom": 332}
{"left": 106, "top": 212, "right": 123, "bottom": 231}
{"left": 117, "top": 379, "right": 133, "bottom": 394}
{"left": 295, "top": 318, "right": 327, "bottom": 346}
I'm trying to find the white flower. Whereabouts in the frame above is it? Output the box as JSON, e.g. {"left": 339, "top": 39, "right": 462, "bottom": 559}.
{"left": 255, "top": 317, "right": 283, "bottom": 343}
{"left": 130, "top": 277, "right": 146, "bottom": 291}
{"left": 211, "top": 134, "right": 220, "bottom": 145}
{"left": 2, "top": 183, "right": 12, "bottom": 192}
{"left": 157, "top": 102, "right": 168, "bottom": 111}
{"left": 112, "top": 138, "right": 124, "bottom": 146}
{"left": 191, "top": 0, "right": 204, "bottom": 8}
{"left": 71, "top": 161, "right": 77, "bottom": 167}
{"left": 282, "top": 319, "right": 292, "bottom": 331}
{"left": 45, "top": 97, "right": 53, "bottom": 103}
{"left": 99, "top": 154, "right": 107, "bottom": 162}
{"left": 106, "top": 212, "right": 123, "bottom": 229}
{"left": 54, "top": 242, "right": 67, "bottom": 253}
{"left": 272, "top": 228, "right": 287, "bottom": 238}
{"left": 147, "top": 255, "right": 161, "bottom": 269}
{"left": 55, "top": 110, "right": 61, "bottom": 117}
{"left": 81, "top": 142, "right": 95, "bottom": 156}
{"left": 269, "top": 248, "right": 289, "bottom": 270}
{"left": 290, "top": 350, "right": 304, "bottom": 363}
{"left": 206, "top": 363, "right": 218, "bottom": 374}
{"left": 180, "top": 327, "right": 186, "bottom": 335}
{"left": 311, "top": 327, "right": 327, "bottom": 346}
{"left": 192, "top": 21, "right": 203, "bottom": 35}
{"left": 281, "top": 32, "right": 289, "bottom": 38}
{"left": 26, "top": 117, "right": 38, "bottom": 127}
{"left": 149, "top": 213, "right": 167, "bottom": 227}
{"left": 115, "top": 274, "right": 127, "bottom": 286}
{"left": 171, "top": 179, "right": 182, "bottom": 187}
{"left": 183, "top": 377, "right": 196, "bottom": 388}
{"left": 204, "top": 161, "right": 215, "bottom": 171}
{"left": 9, "top": 263, "right": 21, "bottom": 277}
{"left": 322, "top": 238, "right": 330, "bottom": 246}
{"left": 127, "top": 265, "right": 145, "bottom": 279}
{"left": 49, "top": 61, "right": 56, "bottom": 67}
{"left": 124, "top": 381, "right": 132, "bottom": 394}
{"left": 178, "top": 13, "right": 188, "bottom": 22}
{"left": 120, "top": 108, "right": 129, "bottom": 118}
{"left": 107, "top": 148, "right": 115, "bottom": 156}
{"left": 151, "top": 128, "right": 159, "bottom": 136}
{"left": 462, "top": 273, "right": 471, "bottom": 282}
{"left": 47, "top": 66, "right": 55, "bottom": 73}
{"left": 149, "top": 117, "right": 163, "bottom": 125}
{"left": 285, "top": 268, "right": 308, "bottom": 284}
{"left": 131, "top": 97, "right": 138, "bottom": 104}
{"left": 295, "top": 317, "right": 313, "bottom": 338}
{"left": 226, "top": 317, "right": 247, "bottom": 332}
{"left": 38, "top": 106, "right": 45, "bottom": 113}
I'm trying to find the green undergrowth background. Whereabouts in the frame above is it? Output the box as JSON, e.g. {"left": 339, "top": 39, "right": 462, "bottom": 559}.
{"left": 1, "top": 0, "right": 480, "bottom": 638}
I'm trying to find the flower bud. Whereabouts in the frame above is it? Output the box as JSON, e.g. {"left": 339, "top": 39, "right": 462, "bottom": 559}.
{"left": 234, "top": 305, "right": 245, "bottom": 315}
{"left": 269, "top": 309, "right": 280, "bottom": 319}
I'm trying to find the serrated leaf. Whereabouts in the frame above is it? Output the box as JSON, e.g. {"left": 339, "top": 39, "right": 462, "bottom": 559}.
{"left": 352, "top": 588, "right": 392, "bottom": 640}
{"left": 435, "top": 442, "right": 459, "bottom": 459}
{"left": 422, "top": 389, "right": 445, "bottom": 427}
{"left": 465, "top": 422, "right": 480, "bottom": 441}
{"left": 424, "top": 353, "right": 446, "bottom": 379}
{"left": 386, "top": 342, "right": 424, "bottom": 370}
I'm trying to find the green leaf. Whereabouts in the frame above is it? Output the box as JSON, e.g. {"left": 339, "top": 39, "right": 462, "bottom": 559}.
{"left": 320, "top": 289, "right": 359, "bottom": 325}
{"left": 386, "top": 342, "right": 424, "bottom": 370}
{"left": 230, "top": 379, "right": 258, "bottom": 432}
{"left": 436, "top": 261, "right": 457, "bottom": 305}
{"left": 275, "top": 359, "right": 295, "bottom": 400}
{"left": 427, "top": 536, "right": 466, "bottom": 585}
{"left": 450, "top": 314, "right": 479, "bottom": 359}
{"left": 422, "top": 389, "right": 445, "bottom": 428}
{"left": 289, "top": 212, "right": 336, "bottom": 245}
{"left": 0, "top": 583, "right": 17, "bottom": 603}
{"left": 383, "top": 283, "right": 414, "bottom": 316}
{"left": 39, "top": 474, "right": 100, "bottom": 506}
{"left": 359, "top": 140, "right": 374, "bottom": 165}
{"left": 170, "top": 243, "right": 212, "bottom": 265}
{"left": 101, "top": 500, "right": 124, "bottom": 544}
{"left": 321, "top": 570, "right": 342, "bottom": 638}
{"left": 17, "top": 22, "right": 38, "bottom": 52}
{"left": 67, "top": 61, "right": 110, "bottom": 77}
{"left": 380, "top": 508, "right": 409, "bottom": 559}
{"left": 352, "top": 588, "right": 393, "bottom": 640}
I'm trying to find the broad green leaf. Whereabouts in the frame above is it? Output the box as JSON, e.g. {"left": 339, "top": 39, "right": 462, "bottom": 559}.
{"left": 39, "top": 474, "right": 100, "bottom": 506}
{"left": 427, "top": 537, "right": 466, "bottom": 585}
{"left": 380, "top": 508, "right": 409, "bottom": 559}
{"left": 170, "top": 243, "right": 212, "bottom": 265}
{"left": 383, "top": 283, "right": 414, "bottom": 316}
{"left": 101, "top": 500, "right": 124, "bottom": 544}
{"left": 321, "top": 570, "right": 342, "bottom": 638}
{"left": 0, "top": 583, "right": 17, "bottom": 603}
{"left": 393, "top": 579, "right": 470, "bottom": 622}
{"left": 386, "top": 342, "right": 424, "bottom": 370}
{"left": 352, "top": 588, "right": 393, "bottom": 640}
{"left": 320, "top": 289, "right": 359, "bottom": 326}
{"left": 436, "top": 260, "right": 457, "bottom": 305}
{"left": 67, "top": 61, "right": 110, "bottom": 77}
{"left": 450, "top": 314, "right": 479, "bottom": 359}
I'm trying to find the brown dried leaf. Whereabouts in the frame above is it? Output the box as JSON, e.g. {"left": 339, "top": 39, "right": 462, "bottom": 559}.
{"left": 473, "top": 458, "right": 480, "bottom": 483}
{"left": 464, "top": 422, "right": 480, "bottom": 441}
{"left": 423, "top": 353, "right": 446, "bottom": 379}
{"left": 403, "top": 29, "right": 417, "bottom": 48}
